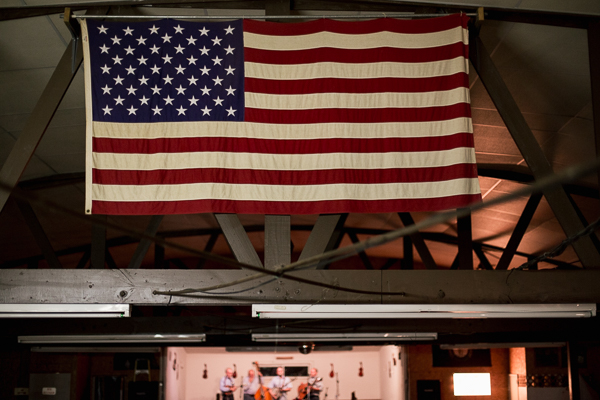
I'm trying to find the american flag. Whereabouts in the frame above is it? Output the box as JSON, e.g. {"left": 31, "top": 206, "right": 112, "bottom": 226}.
{"left": 82, "top": 15, "right": 481, "bottom": 215}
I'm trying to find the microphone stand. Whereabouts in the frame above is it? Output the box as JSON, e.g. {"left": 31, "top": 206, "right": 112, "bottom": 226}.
{"left": 335, "top": 373, "right": 339, "bottom": 400}
{"left": 240, "top": 376, "right": 244, "bottom": 400}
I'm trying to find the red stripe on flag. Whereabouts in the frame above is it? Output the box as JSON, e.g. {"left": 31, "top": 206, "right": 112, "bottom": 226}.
{"left": 92, "top": 194, "right": 481, "bottom": 215}
{"left": 243, "top": 14, "right": 469, "bottom": 36}
{"left": 93, "top": 164, "right": 479, "bottom": 186}
{"left": 92, "top": 133, "right": 474, "bottom": 154}
{"left": 244, "top": 44, "right": 467, "bottom": 64}
{"left": 245, "top": 74, "right": 469, "bottom": 94}
{"left": 244, "top": 104, "right": 471, "bottom": 124}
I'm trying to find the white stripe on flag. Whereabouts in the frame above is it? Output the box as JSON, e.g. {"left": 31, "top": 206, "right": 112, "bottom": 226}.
{"left": 244, "top": 58, "right": 468, "bottom": 80}
{"left": 92, "top": 148, "right": 477, "bottom": 171}
{"left": 92, "top": 118, "right": 474, "bottom": 140}
{"left": 92, "top": 178, "right": 482, "bottom": 202}
{"left": 243, "top": 27, "right": 468, "bottom": 50}
{"left": 245, "top": 87, "right": 470, "bottom": 110}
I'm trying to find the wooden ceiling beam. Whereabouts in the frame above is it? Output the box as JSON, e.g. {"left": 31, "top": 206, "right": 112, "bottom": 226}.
{"left": 3, "top": 269, "right": 600, "bottom": 304}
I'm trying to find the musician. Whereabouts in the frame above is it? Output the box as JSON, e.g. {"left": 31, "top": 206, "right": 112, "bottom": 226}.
{"left": 242, "top": 369, "right": 261, "bottom": 400}
{"left": 306, "top": 368, "right": 323, "bottom": 400}
{"left": 220, "top": 368, "right": 237, "bottom": 400}
{"left": 268, "top": 367, "right": 292, "bottom": 400}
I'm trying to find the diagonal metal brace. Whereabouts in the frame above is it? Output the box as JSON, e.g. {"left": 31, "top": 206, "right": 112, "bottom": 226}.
{"left": 63, "top": 8, "right": 81, "bottom": 74}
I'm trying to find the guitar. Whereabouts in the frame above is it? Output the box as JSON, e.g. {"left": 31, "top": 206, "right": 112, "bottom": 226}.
{"left": 298, "top": 378, "right": 323, "bottom": 399}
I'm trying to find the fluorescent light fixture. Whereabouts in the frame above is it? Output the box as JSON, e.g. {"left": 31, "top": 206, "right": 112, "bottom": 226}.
{"left": 0, "top": 304, "right": 131, "bottom": 318}
{"left": 252, "top": 304, "right": 596, "bottom": 319}
{"left": 18, "top": 334, "right": 206, "bottom": 344}
{"left": 252, "top": 332, "right": 437, "bottom": 342}
{"left": 31, "top": 347, "right": 161, "bottom": 353}
{"left": 454, "top": 373, "right": 491, "bottom": 396}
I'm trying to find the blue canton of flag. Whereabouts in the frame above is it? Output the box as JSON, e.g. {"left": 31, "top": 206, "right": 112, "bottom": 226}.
{"left": 86, "top": 19, "right": 244, "bottom": 122}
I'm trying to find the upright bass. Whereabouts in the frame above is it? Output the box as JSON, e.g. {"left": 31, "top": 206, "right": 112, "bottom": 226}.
{"left": 254, "top": 362, "right": 272, "bottom": 400}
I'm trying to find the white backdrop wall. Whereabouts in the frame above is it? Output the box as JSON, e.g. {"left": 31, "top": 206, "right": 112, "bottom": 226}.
{"left": 165, "top": 347, "right": 188, "bottom": 400}
{"left": 168, "top": 346, "right": 404, "bottom": 400}
{"left": 378, "top": 346, "right": 403, "bottom": 400}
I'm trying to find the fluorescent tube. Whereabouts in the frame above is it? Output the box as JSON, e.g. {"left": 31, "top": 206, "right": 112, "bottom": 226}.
{"left": 0, "top": 304, "right": 131, "bottom": 318}
{"left": 252, "top": 304, "right": 596, "bottom": 319}
{"left": 18, "top": 334, "right": 206, "bottom": 344}
{"left": 252, "top": 332, "right": 437, "bottom": 342}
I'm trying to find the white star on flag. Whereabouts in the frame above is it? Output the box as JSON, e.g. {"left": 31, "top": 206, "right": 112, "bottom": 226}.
{"left": 126, "top": 85, "right": 138, "bottom": 95}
